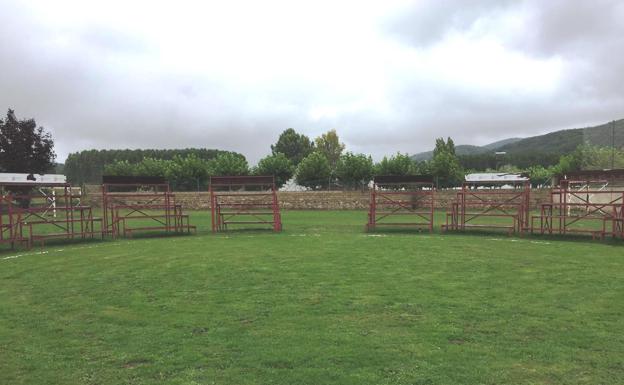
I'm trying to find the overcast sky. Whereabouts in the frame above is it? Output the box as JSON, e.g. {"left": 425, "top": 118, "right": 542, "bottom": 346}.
{"left": 1, "top": 0, "right": 622, "bottom": 164}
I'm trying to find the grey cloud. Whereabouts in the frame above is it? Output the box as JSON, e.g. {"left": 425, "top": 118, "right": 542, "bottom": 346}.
{"left": 0, "top": 1, "right": 623, "bottom": 166}
{"left": 340, "top": 80, "right": 621, "bottom": 158}
{"left": 515, "top": 0, "right": 624, "bottom": 56}
{"left": 386, "top": 0, "right": 516, "bottom": 47}
{"left": 379, "top": 0, "right": 624, "bottom": 148}
{"left": 0, "top": 3, "right": 298, "bottom": 163}
{"left": 511, "top": 1, "right": 624, "bottom": 100}
{"left": 79, "top": 26, "right": 152, "bottom": 54}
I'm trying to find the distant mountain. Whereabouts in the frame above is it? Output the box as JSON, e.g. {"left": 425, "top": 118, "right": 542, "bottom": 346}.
{"left": 410, "top": 119, "right": 624, "bottom": 161}
{"left": 481, "top": 137, "right": 523, "bottom": 150}
{"left": 497, "top": 120, "right": 624, "bottom": 155}
{"left": 410, "top": 138, "right": 522, "bottom": 161}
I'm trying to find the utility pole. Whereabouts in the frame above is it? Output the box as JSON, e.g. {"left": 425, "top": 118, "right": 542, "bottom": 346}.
{"left": 612, "top": 120, "right": 616, "bottom": 170}
{"left": 495, "top": 151, "right": 506, "bottom": 171}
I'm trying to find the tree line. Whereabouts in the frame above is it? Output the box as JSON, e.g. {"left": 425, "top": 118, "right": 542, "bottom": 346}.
{"left": 64, "top": 148, "right": 238, "bottom": 186}
{"left": 100, "top": 128, "right": 464, "bottom": 190}
{"left": 95, "top": 128, "right": 624, "bottom": 190}
{"left": 2, "top": 109, "right": 624, "bottom": 191}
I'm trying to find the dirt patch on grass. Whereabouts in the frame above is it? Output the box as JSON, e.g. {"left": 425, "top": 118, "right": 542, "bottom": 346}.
{"left": 122, "top": 358, "right": 152, "bottom": 369}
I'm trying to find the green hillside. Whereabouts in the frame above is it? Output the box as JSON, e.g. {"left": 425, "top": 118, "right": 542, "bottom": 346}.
{"left": 497, "top": 129, "right": 583, "bottom": 154}
{"left": 411, "top": 144, "right": 503, "bottom": 161}
{"left": 481, "top": 137, "right": 522, "bottom": 150}
{"left": 411, "top": 119, "right": 624, "bottom": 164}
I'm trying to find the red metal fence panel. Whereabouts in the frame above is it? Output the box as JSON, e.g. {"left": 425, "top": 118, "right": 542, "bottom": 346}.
{"left": 209, "top": 175, "right": 282, "bottom": 232}
{"left": 443, "top": 180, "right": 531, "bottom": 235}
{"left": 366, "top": 175, "right": 435, "bottom": 232}
{"left": 102, "top": 180, "right": 195, "bottom": 238}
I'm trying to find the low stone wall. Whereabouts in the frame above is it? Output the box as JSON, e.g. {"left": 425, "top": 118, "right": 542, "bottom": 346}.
{"left": 84, "top": 187, "right": 552, "bottom": 210}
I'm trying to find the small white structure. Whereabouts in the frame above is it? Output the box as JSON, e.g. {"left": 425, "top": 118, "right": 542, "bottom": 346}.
{"left": 465, "top": 173, "right": 528, "bottom": 183}
{"left": 0, "top": 173, "right": 66, "bottom": 185}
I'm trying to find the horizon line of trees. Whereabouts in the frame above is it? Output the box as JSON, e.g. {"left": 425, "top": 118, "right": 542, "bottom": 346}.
{"left": 64, "top": 148, "right": 236, "bottom": 186}
{"left": 4, "top": 109, "right": 624, "bottom": 192}
{"left": 86, "top": 127, "right": 624, "bottom": 191}
{"left": 101, "top": 131, "right": 463, "bottom": 190}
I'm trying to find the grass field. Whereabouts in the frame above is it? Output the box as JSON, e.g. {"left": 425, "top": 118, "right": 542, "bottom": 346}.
{"left": 1, "top": 210, "right": 623, "bottom": 384}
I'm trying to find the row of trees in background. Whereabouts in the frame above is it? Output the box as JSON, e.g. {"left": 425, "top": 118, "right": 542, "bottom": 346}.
{"left": 102, "top": 129, "right": 362, "bottom": 190}
{"left": 65, "top": 148, "right": 234, "bottom": 185}
{"left": 278, "top": 129, "right": 624, "bottom": 189}
{"left": 289, "top": 133, "right": 463, "bottom": 189}
{"left": 104, "top": 152, "right": 249, "bottom": 191}
{"left": 97, "top": 127, "right": 624, "bottom": 190}
{"left": 102, "top": 129, "right": 401, "bottom": 190}
{"left": 0, "top": 108, "right": 463, "bottom": 191}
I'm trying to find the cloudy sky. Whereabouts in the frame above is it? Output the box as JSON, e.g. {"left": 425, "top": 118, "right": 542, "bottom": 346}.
{"left": 1, "top": 0, "right": 622, "bottom": 164}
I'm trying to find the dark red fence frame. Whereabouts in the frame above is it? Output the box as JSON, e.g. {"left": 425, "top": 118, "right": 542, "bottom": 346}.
{"left": 102, "top": 181, "right": 195, "bottom": 238}
{"left": 443, "top": 180, "right": 531, "bottom": 235}
{"left": 531, "top": 180, "right": 624, "bottom": 239}
{"left": 209, "top": 176, "right": 282, "bottom": 232}
{"left": 0, "top": 182, "right": 100, "bottom": 248}
{"left": 366, "top": 175, "right": 435, "bottom": 232}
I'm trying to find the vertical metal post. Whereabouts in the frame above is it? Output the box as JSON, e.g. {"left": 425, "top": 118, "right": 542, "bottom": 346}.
{"left": 460, "top": 184, "right": 466, "bottom": 230}
{"left": 523, "top": 181, "right": 530, "bottom": 233}
{"left": 69, "top": 186, "right": 75, "bottom": 239}
{"left": 102, "top": 184, "right": 108, "bottom": 237}
{"left": 429, "top": 187, "right": 435, "bottom": 232}
{"left": 368, "top": 183, "right": 376, "bottom": 231}
{"left": 272, "top": 178, "right": 280, "bottom": 231}
{"left": 562, "top": 181, "right": 568, "bottom": 235}
{"left": 165, "top": 185, "right": 171, "bottom": 233}
{"left": 210, "top": 182, "right": 216, "bottom": 233}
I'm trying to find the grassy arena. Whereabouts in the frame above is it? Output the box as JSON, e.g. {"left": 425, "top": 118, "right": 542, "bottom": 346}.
{"left": 1, "top": 210, "right": 623, "bottom": 384}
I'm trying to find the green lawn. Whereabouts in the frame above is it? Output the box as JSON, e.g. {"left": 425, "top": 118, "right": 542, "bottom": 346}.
{"left": 1, "top": 210, "right": 623, "bottom": 384}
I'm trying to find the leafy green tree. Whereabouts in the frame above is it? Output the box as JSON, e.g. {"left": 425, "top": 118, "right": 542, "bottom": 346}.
{"left": 375, "top": 152, "right": 416, "bottom": 176}
{"left": 414, "top": 160, "right": 432, "bottom": 175}
{"left": 527, "top": 165, "right": 552, "bottom": 188}
{"left": 0, "top": 109, "right": 56, "bottom": 174}
{"left": 433, "top": 137, "right": 456, "bottom": 157}
{"left": 254, "top": 153, "right": 294, "bottom": 188}
{"left": 574, "top": 144, "right": 624, "bottom": 170}
{"left": 134, "top": 157, "right": 169, "bottom": 177}
{"left": 488, "top": 164, "right": 523, "bottom": 173}
{"left": 336, "top": 152, "right": 373, "bottom": 189}
{"left": 166, "top": 154, "right": 211, "bottom": 191}
{"left": 431, "top": 137, "right": 463, "bottom": 187}
{"left": 64, "top": 148, "right": 232, "bottom": 185}
{"left": 314, "top": 129, "right": 345, "bottom": 170}
{"left": 271, "top": 128, "right": 314, "bottom": 166}
{"left": 104, "top": 160, "right": 137, "bottom": 176}
{"left": 209, "top": 152, "right": 249, "bottom": 176}
{"left": 295, "top": 152, "right": 331, "bottom": 190}
{"left": 105, "top": 157, "right": 170, "bottom": 178}
{"left": 431, "top": 151, "right": 463, "bottom": 187}
{"left": 446, "top": 137, "right": 456, "bottom": 155}
{"left": 551, "top": 153, "right": 579, "bottom": 175}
